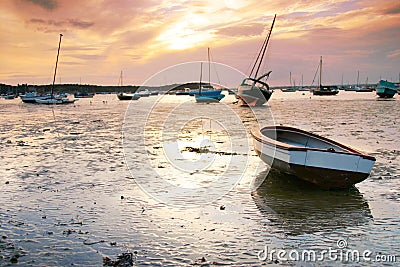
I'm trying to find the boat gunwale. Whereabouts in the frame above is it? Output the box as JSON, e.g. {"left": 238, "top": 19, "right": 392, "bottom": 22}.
{"left": 251, "top": 126, "right": 376, "bottom": 161}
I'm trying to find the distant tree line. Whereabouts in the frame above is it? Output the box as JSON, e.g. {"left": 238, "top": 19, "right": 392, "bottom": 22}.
{"left": 0, "top": 83, "right": 141, "bottom": 95}
{"left": 0, "top": 82, "right": 225, "bottom": 95}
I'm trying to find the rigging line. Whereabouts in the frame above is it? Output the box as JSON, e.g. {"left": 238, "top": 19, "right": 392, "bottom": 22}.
{"left": 208, "top": 49, "right": 221, "bottom": 85}
{"left": 51, "top": 33, "right": 63, "bottom": 99}
{"left": 254, "top": 14, "right": 276, "bottom": 79}
{"left": 249, "top": 32, "right": 268, "bottom": 78}
{"left": 310, "top": 60, "right": 320, "bottom": 87}
{"left": 208, "top": 47, "right": 211, "bottom": 85}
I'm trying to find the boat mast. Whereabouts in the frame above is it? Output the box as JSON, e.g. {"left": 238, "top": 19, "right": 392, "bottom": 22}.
{"left": 341, "top": 73, "right": 343, "bottom": 88}
{"left": 357, "top": 70, "right": 359, "bottom": 87}
{"left": 319, "top": 56, "right": 322, "bottom": 88}
{"left": 208, "top": 47, "right": 211, "bottom": 86}
{"left": 250, "top": 14, "right": 276, "bottom": 79}
{"left": 199, "top": 62, "right": 203, "bottom": 96}
{"left": 51, "top": 33, "right": 63, "bottom": 98}
{"left": 119, "top": 70, "right": 123, "bottom": 86}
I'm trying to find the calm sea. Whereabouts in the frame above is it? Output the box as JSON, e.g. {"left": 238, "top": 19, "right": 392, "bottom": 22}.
{"left": 0, "top": 90, "right": 399, "bottom": 266}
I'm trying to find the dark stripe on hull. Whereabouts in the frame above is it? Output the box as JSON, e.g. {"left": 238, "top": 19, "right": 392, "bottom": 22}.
{"left": 313, "top": 91, "right": 339, "bottom": 96}
{"left": 377, "top": 92, "right": 395, "bottom": 98}
{"left": 255, "top": 148, "right": 370, "bottom": 189}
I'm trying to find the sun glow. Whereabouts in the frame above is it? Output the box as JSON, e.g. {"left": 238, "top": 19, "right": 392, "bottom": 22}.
{"left": 156, "top": 14, "right": 214, "bottom": 50}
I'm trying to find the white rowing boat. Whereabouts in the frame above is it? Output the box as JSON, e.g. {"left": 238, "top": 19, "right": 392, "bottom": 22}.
{"left": 251, "top": 126, "right": 376, "bottom": 189}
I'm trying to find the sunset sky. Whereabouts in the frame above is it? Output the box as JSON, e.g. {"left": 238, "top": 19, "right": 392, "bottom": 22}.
{"left": 0, "top": 0, "right": 399, "bottom": 87}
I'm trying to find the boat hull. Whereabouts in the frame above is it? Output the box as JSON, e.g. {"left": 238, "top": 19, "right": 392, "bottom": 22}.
{"left": 237, "top": 85, "right": 272, "bottom": 106}
{"left": 21, "top": 95, "right": 51, "bottom": 103}
{"left": 189, "top": 90, "right": 222, "bottom": 96}
{"left": 35, "top": 98, "right": 77, "bottom": 104}
{"left": 195, "top": 94, "right": 225, "bottom": 103}
{"left": 312, "top": 86, "right": 339, "bottom": 95}
{"left": 251, "top": 126, "right": 375, "bottom": 189}
{"left": 74, "top": 93, "right": 94, "bottom": 98}
{"left": 376, "top": 80, "right": 397, "bottom": 98}
{"left": 117, "top": 93, "right": 140, "bottom": 100}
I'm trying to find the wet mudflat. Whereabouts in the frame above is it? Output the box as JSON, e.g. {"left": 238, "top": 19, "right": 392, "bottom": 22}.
{"left": 0, "top": 91, "right": 399, "bottom": 266}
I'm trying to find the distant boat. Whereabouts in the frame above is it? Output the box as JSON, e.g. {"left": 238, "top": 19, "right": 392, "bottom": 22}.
{"left": 344, "top": 85, "right": 359, "bottom": 91}
{"left": 35, "top": 34, "right": 77, "bottom": 105}
{"left": 353, "top": 74, "right": 374, "bottom": 92}
{"left": 312, "top": 56, "right": 339, "bottom": 96}
{"left": 35, "top": 97, "right": 77, "bottom": 105}
{"left": 355, "top": 87, "right": 373, "bottom": 92}
{"left": 376, "top": 80, "right": 397, "bottom": 98}
{"left": 175, "top": 88, "right": 191, "bottom": 95}
{"left": 2, "top": 94, "right": 16, "bottom": 99}
{"left": 313, "top": 85, "right": 339, "bottom": 95}
{"left": 137, "top": 90, "right": 150, "bottom": 97}
{"left": 195, "top": 94, "right": 225, "bottom": 103}
{"left": 195, "top": 62, "right": 225, "bottom": 103}
{"left": 251, "top": 126, "right": 376, "bottom": 189}
{"left": 74, "top": 92, "right": 94, "bottom": 98}
{"left": 21, "top": 92, "right": 51, "bottom": 103}
{"left": 237, "top": 15, "right": 275, "bottom": 106}
{"left": 194, "top": 48, "right": 224, "bottom": 102}
{"left": 150, "top": 91, "right": 159, "bottom": 96}
{"left": 190, "top": 85, "right": 222, "bottom": 96}
{"left": 195, "top": 49, "right": 225, "bottom": 103}
{"left": 281, "top": 87, "right": 297, "bottom": 92}
{"left": 282, "top": 72, "right": 297, "bottom": 92}
{"left": 297, "top": 74, "right": 308, "bottom": 91}
{"left": 117, "top": 93, "right": 140, "bottom": 100}
{"left": 116, "top": 70, "right": 140, "bottom": 100}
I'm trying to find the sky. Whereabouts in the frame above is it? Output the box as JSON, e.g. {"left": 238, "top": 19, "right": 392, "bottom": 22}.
{"left": 0, "top": 0, "right": 399, "bottom": 87}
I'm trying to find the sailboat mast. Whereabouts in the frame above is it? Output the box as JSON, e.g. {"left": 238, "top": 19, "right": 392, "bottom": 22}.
{"left": 341, "top": 73, "right": 344, "bottom": 88}
{"left": 52, "top": 33, "right": 63, "bottom": 98}
{"left": 357, "top": 70, "right": 359, "bottom": 86}
{"left": 251, "top": 14, "right": 276, "bottom": 79}
{"left": 319, "top": 56, "right": 322, "bottom": 88}
{"left": 199, "top": 62, "right": 203, "bottom": 95}
{"left": 208, "top": 47, "right": 211, "bottom": 85}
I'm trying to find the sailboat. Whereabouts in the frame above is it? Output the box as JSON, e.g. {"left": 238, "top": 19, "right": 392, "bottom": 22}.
{"left": 298, "top": 74, "right": 308, "bottom": 91}
{"left": 312, "top": 56, "right": 339, "bottom": 96}
{"left": 117, "top": 70, "right": 140, "bottom": 100}
{"left": 356, "top": 76, "right": 374, "bottom": 92}
{"left": 195, "top": 62, "right": 225, "bottom": 103}
{"left": 194, "top": 48, "right": 225, "bottom": 103}
{"left": 35, "top": 34, "right": 77, "bottom": 104}
{"left": 281, "top": 72, "right": 297, "bottom": 92}
{"left": 237, "top": 15, "right": 275, "bottom": 106}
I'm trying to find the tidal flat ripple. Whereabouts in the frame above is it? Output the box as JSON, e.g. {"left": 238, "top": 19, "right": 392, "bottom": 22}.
{"left": 0, "top": 91, "right": 399, "bottom": 266}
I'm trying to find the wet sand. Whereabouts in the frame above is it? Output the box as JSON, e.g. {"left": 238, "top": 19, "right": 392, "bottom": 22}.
{"left": 0, "top": 91, "right": 399, "bottom": 266}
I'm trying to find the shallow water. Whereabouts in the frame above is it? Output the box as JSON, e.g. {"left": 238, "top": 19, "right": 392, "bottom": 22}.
{"left": 0, "top": 90, "right": 399, "bottom": 266}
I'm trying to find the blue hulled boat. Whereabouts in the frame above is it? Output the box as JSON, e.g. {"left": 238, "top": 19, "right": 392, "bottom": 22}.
{"left": 194, "top": 49, "right": 225, "bottom": 103}
{"left": 376, "top": 80, "right": 397, "bottom": 98}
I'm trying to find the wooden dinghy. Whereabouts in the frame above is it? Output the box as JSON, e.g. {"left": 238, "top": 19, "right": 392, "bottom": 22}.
{"left": 251, "top": 126, "right": 376, "bottom": 189}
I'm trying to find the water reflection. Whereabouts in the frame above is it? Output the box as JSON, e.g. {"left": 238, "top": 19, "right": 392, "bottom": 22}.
{"left": 252, "top": 169, "right": 372, "bottom": 236}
